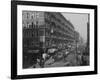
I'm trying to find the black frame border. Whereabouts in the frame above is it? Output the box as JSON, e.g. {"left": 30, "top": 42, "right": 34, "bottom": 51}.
{"left": 11, "top": 0, "right": 98, "bottom": 79}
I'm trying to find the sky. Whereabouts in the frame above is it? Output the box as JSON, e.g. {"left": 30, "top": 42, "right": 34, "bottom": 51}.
{"left": 62, "top": 13, "right": 89, "bottom": 42}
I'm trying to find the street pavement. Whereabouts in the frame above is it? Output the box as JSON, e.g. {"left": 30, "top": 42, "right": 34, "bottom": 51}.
{"left": 44, "top": 52, "right": 78, "bottom": 67}
{"left": 28, "top": 51, "right": 80, "bottom": 68}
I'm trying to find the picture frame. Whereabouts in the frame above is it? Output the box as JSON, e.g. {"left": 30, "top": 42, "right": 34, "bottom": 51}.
{"left": 11, "top": 0, "right": 98, "bottom": 79}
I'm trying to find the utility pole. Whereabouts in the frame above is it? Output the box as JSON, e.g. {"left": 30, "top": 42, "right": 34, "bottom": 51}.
{"left": 74, "top": 30, "right": 78, "bottom": 65}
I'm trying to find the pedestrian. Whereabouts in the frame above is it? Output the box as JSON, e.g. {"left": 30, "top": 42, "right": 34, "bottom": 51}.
{"left": 37, "top": 47, "right": 44, "bottom": 68}
{"left": 63, "top": 49, "right": 69, "bottom": 62}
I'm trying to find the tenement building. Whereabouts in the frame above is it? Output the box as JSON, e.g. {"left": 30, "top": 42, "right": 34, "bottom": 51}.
{"left": 22, "top": 11, "right": 75, "bottom": 50}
